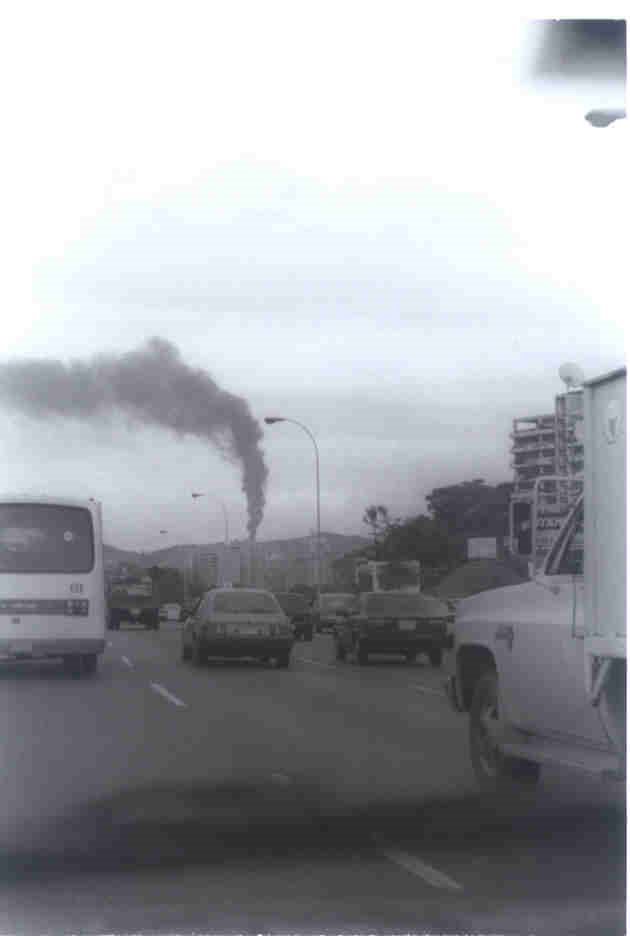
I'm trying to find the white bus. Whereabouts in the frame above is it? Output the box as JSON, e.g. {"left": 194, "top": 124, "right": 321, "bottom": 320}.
{"left": 0, "top": 495, "right": 106, "bottom": 676}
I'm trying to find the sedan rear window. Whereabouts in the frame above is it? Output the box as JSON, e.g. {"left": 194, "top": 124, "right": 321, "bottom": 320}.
{"left": 213, "top": 592, "right": 280, "bottom": 614}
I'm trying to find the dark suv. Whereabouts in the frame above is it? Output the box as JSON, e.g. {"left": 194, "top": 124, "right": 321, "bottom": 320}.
{"left": 334, "top": 591, "right": 451, "bottom": 666}
{"left": 273, "top": 592, "right": 313, "bottom": 641}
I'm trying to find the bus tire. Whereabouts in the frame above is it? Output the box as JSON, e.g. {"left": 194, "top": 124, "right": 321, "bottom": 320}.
{"left": 63, "top": 656, "right": 82, "bottom": 678}
{"left": 192, "top": 638, "right": 206, "bottom": 667}
{"left": 82, "top": 654, "right": 98, "bottom": 676}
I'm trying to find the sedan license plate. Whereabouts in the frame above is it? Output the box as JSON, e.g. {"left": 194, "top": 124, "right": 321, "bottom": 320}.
{"left": 228, "top": 624, "right": 265, "bottom": 637}
{"left": 399, "top": 620, "right": 416, "bottom": 631}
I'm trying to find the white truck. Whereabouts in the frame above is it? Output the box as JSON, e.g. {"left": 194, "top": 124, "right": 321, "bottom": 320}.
{"left": 445, "top": 368, "right": 626, "bottom": 790}
{"left": 355, "top": 559, "right": 422, "bottom": 593}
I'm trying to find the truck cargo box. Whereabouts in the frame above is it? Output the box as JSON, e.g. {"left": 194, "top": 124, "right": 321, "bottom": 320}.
{"left": 583, "top": 368, "right": 626, "bottom": 654}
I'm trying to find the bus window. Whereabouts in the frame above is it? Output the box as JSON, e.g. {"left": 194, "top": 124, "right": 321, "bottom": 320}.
{"left": 0, "top": 503, "right": 94, "bottom": 573}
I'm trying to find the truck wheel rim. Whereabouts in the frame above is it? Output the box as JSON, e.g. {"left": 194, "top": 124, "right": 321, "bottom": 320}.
{"left": 478, "top": 697, "right": 500, "bottom": 776}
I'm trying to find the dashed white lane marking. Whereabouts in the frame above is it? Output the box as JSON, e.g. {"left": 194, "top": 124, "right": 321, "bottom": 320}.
{"left": 375, "top": 840, "right": 463, "bottom": 891}
{"left": 411, "top": 684, "right": 444, "bottom": 697}
{"left": 121, "top": 656, "right": 133, "bottom": 669}
{"left": 149, "top": 682, "right": 187, "bottom": 708}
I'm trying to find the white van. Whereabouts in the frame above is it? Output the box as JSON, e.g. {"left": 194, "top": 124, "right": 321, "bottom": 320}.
{"left": 0, "top": 495, "right": 106, "bottom": 676}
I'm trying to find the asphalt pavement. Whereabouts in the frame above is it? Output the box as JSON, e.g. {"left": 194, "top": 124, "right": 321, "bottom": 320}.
{"left": 0, "top": 625, "right": 625, "bottom": 934}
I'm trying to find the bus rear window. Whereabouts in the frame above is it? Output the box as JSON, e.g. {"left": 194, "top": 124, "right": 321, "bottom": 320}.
{"left": 0, "top": 504, "right": 95, "bottom": 574}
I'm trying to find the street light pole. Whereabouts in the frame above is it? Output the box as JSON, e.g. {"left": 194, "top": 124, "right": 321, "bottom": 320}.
{"left": 192, "top": 493, "right": 230, "bottom": 588}
{"left": 264, "top": 416, "right": 321, "bottom": 604}
{"left": 191, "top": 493, "right": 229, "bottom": 545}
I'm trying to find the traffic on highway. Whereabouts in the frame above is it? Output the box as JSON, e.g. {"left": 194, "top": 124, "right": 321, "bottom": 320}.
{"left": 0, "top": 12, "right": 626, "bottom": 936}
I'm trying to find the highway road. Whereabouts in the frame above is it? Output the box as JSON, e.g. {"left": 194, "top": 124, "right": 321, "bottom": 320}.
{"left": 0, "top": 624, "right": 625, "bottom": 934}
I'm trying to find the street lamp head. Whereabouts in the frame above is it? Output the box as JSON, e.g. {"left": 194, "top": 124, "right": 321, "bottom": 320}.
{"left": 160, "top": 530, "right": 168, "bottom": 534}
{"left": 191, "top": 492, "right": 204, "bottom": 499}
{"left": 264, "top": 417, "right": 285, "bottom": 425}
{"left": 585, "top": 108, "right": 626, "bottom": 128}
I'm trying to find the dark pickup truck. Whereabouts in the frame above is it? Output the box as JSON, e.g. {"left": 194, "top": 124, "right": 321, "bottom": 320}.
{"left": 273, "top": 592, "right": 313, "bottom": 641}
{"left": 108, "top": 576, "right": 160, "bottom": 630}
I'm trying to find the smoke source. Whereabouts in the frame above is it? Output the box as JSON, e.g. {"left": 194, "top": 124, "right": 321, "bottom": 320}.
{"left": 0, "top": 338, "right": 268, "bottom": 537}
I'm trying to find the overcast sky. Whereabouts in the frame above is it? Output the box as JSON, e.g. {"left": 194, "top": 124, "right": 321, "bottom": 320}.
{"left": 0, "top": 3, "right": 626, "bottom": 550}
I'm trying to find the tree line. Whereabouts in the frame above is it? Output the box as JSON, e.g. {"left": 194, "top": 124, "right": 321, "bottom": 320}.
{"left": 332, "top": 479, "right": 514, "bottom": 591}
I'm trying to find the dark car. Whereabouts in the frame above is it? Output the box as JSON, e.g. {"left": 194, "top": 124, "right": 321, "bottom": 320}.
{"left": 273, "top": 592, "right": 313, "bottom": 641}
{"left": 181, "top": 588, "right": 293, "bottom": 667}
{"left": 334, "top": 591, "right": 451, "bottom": 667}
{"left": 311, "top": 593, "right": 357, "bottom": 633}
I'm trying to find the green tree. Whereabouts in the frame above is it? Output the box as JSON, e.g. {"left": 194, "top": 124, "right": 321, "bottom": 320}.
{"left": 426, "top": 480, "right": 513, "bottom": 537}
{"left": 362, "top": 505, "right": 398, "bottom": 558}
{"left": 384, "top": 513, "right": 455, "bottom": 567}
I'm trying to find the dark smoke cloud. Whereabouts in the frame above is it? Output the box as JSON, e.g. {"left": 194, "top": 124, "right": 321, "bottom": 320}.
{"left": 0, "top": 338, "right": 268, "bottom": 537}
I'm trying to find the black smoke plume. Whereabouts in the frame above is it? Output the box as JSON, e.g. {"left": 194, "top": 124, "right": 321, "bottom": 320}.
{"left": 0, "top": 338, "right": 268, "bottom": 537}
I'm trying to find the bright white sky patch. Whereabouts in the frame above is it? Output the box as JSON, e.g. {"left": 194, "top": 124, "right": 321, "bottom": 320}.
{"left": 0, "top": 4, "right": 626, "bottom": 547}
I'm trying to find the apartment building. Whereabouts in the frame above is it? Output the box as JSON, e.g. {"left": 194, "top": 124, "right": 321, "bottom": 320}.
{"left": 509, "top": 389, "right": 584, "bottom": 560}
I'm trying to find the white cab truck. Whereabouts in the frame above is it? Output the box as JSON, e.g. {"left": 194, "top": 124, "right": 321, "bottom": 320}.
{"left": 355, "top": 559, "right": 422, "bottom": 593}
{"left": 445, "top": 368, "right": 626, "bottom": 790}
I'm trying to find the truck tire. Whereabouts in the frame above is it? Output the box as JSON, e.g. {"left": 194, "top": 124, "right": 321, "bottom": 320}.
{"left": 335, "top": 640, "right": 347, "bottom": 662}
{"left": 276, "top": 651, "right": 291, "bottom": 669}
{"left": 191, "top": 638, "right": 206, "bottom": 667}
{"left": 181, "top": 640, "right": 192, "bottom": 662}
{"left": 428, "top": 648, "right": 443, "bottom": 668}
{"left": 470, "top": 669, "right": 540, "bottom": 792}
{"left": 63, "top": 656, "right": 81, "bottom": 677}
{"left": 356, "top": 641, "right": 369, "bottom": 666}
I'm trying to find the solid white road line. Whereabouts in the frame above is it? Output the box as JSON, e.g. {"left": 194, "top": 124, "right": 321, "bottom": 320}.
{"left": 121, "top": 656, "right": 133, "bottom": 668}
{"left": 376, "top": 841, "right": 463, "bottom": 891}
{"left": 149, "top": 682, "right": 187, "bottom": 708}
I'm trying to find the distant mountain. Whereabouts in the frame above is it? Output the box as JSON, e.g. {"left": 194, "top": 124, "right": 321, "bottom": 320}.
{"left": 104, "top": 533, "right": 369, "bottom": 572}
